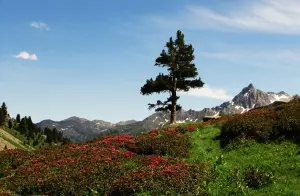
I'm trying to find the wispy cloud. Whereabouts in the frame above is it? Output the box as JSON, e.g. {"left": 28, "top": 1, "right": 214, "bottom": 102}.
{"left": 14, "top": 51, "right": 38, "bottom": 61}
{"left": 30, "top": 22, "right": 50, "bottom": 30}
{"left": 151, "top": 0, "right": 300, "bottom": 34}
{"left": 199, "top": 49, "right": 300, "bottom": 68}
{"left": 178, "top": 85, "right": 232, "bottom": 100}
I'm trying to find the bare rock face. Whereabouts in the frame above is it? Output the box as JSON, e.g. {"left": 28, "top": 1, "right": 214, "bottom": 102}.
{"left": 37, "top": 84, "right": 295, "bottom": 142}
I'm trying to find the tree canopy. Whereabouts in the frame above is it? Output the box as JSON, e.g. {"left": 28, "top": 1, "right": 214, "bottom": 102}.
{"left": 140, "top": 30, "right": 204, "bottom": 124}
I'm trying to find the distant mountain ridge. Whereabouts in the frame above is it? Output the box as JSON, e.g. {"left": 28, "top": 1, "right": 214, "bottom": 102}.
{"left": 37, "top": 118, "right": 137, "bottom": 142}
{"left": 37, "top": 84, "right": 295, "bottom": 142}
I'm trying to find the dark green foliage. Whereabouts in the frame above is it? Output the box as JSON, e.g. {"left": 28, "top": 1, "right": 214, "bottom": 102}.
{"left": 0, "top": 110, "right": 4, "bottom": 126}
{"left": 1, "top": 102, "right": 7, "bottom": 117}
{"left": 8, "top": 119, "right": 12, "bottom": 129}
{"left": 141, "top": 30, "right": 204, "bottom": 124}
{"left": 16, "top": 114, "right": 20, "bottom": 123}
{"left": 15, "top": 115, "right": 67, "bottom": 145}
{"left": 244, "top": 166, "right": 274, "bottom": 188}
{"left": 62, "top": 137, "right": 71, "bottom": 145}
{"left": 42, "top": 126, "right": 67, "bottom": 144}
{"left": 0, "top": 102, "right": 8, "bottom": 126}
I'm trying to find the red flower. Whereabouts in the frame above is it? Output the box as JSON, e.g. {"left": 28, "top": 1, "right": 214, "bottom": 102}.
{"left": 37, "top": 179, "right": 43, "bottom": 183}
{"left": 81, "top": 169, "right": 88, "bottom": 173}
{"left": 0, "top": 192, "right": 10, "bottom": 196}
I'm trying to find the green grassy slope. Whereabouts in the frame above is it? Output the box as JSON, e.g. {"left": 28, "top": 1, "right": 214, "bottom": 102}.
{"left": 0, "top": 127, "right": 33, "bottom": 151}
{"left": 186, "top": 125, "right": 300, "bottom": 195}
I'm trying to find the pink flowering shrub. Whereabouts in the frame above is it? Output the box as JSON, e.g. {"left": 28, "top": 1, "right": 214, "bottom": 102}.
{"left": 0, "top": 130, "right": 212, "bottom": 195}
{"left": 130, "top": 127, "right": 191, "bottom": 157}
{"left": 221, "top": 98, "right": 300, "bottom": 146}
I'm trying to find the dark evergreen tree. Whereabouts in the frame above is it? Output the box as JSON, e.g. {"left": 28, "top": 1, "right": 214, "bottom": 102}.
{"left": 19, "top": 118, "right": 28, "bottom": 135}
{"left": 8, "top": 119, "right": 13, "bottom": 129}
{"left": 0, "top": 110, "right": 3, "bottom": 126}
{"left": 44, "top": 127, "right": 53, "bottom": 144}
{"left": 26, "top": 116, "right": 36, "bottom": 138}
{"left": 1, "top": 102, "right": 7, "bottom": 117}
{"left": 52, "top": 128, "right": 58, "bottom": 143}
{"left": 62, "top": 137, "right": 71, "bottom": 145}
{"left": 33, "top": 139, "right": 39, "bottom": 146}
{"left": 27, "top": 117, "right": 34, "bottom": 130}
{"left": 58, "top": 131, "right": 63, "bottom": 142}
{"left": 16, "top": 114, "right": 21, "bottom": 123}
{"left": 140, "top": 30, "right": 204, "bottom": 124}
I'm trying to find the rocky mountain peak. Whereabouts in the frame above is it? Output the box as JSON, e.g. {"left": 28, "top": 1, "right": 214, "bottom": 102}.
{"left": 247, "top": 83, "right": 255, "bottom": 89}
{"left": 231, "top": 83, "right": 259, "bottom": 108}
{"left": 240, "top": 83, "right": 256, "bottom": 95}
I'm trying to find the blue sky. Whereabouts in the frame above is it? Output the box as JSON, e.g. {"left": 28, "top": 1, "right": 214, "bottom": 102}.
{"left": 0, "top": 0, "right": 299, "bottom": 123}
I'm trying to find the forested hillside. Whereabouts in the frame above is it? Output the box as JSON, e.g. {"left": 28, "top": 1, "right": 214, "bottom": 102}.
{"left": 0, "top": 102, "right": 70, "bottom": 151}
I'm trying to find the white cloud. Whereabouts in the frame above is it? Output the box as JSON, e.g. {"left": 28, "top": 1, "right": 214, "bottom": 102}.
{"left": 178, "top": 86, "right": 232, "bottom": 100}
{"left": 152, "top": 0, "right": 300, "bottom": 34}
{"left": 30, "top": 22, "right": 50, "bottom": 30}
{"left": 14, "top": 52, "right": 38, "bottom": 61}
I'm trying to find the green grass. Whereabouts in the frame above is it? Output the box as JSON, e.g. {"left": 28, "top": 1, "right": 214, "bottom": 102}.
{"left": 0, "top": 133, "right": 25, "bottom": 150}
{"left": 0, "top": 127, "right": 35, "bottom": 151}
{"left": 3, "top": 127, "right": 27, "bottom": 143}
{"left": 186, "top": 125, "right": 300, "bottom": 196}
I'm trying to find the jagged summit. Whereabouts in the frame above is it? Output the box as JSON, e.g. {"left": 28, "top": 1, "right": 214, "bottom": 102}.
{"left": 247, "top": 83, "right": 255, "bottom": 89}
{"left": 239, "top": 83, "right": 256, "bottom": 95}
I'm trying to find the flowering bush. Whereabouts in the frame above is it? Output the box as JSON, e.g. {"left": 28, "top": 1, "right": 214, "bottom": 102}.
{"left": 200, "top": 115, "right": 234, "bottom": 127}
{"left": 130, "top": 127, "right": 191, "bottom": 157}
{"left": 110, "top": 155, "right": 213, "bottom": 195}
{"left": 0, "top": 128, "right": 212, "bottom": 195}
{"left": 221, "top": 98, "right": 300, "bottom": 146}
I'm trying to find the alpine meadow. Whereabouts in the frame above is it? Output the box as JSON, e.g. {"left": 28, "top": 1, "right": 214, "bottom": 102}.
{"left": 1, "top": 0, "right": 300, "bottom": 195}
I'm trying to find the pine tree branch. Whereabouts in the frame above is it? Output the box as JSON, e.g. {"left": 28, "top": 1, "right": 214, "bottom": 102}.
{"left": 141, "top": 74, "right": 172, "bottom": 95}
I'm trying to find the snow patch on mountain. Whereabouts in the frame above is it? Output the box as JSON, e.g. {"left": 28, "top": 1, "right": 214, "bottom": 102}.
{"left": 268, "top": 92, "right": 292, "bottom": 103}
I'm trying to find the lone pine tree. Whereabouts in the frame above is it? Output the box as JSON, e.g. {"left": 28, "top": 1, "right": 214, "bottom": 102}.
{"left": 140, "top": 30, "right": 204, "bottom": 124}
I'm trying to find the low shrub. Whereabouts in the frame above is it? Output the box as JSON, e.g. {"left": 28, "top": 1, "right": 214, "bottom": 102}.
{"left": 111, "top": 155, "right": 213, "bottom": 195}
{"left": 200, "top": 115, "right": 234, "bottom": 127}
{"left": 244, "top": 166, "right": 274, "bottom": 188}
{"left": 130, "top": 128, "right": 191, "bottom": 157}
{"left": 220, "top": 98, "right": 300, "bottom": 146}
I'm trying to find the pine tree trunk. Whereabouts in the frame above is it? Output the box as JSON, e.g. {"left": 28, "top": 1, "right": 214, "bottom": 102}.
{"left": 170, "top": 99, "right": 176, "bottom": 124}
{"left": 170, "top": 77, "right": 177, "bottom": 125}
